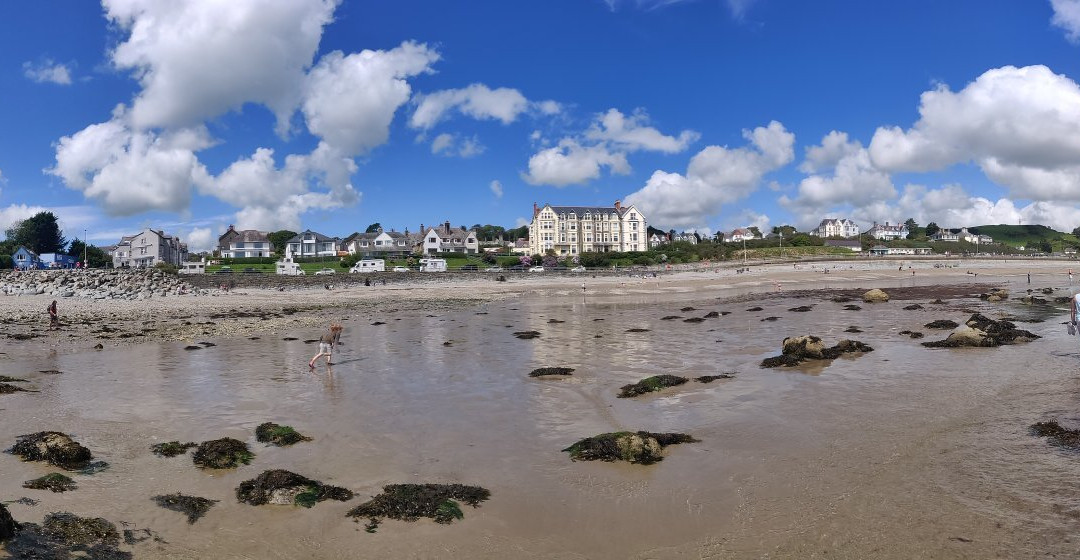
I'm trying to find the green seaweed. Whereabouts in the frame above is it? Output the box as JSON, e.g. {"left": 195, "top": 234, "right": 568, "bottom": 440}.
{"left": 150, "top": 441, "right": 197, "bottom": 457}
{"left": 255, "top": 423, "right": 312, "bottom": 446}
{"left": 563, "top": 431, "right": 699, "bottom": 465}
{"left": 191, "top": 438, "right": 254, "bottom": 469}
{"left": 152, "top": 493, "right": 218, "bottom": 524}
{"left": 617, "top": 375, "right": 688, "bottom": 398}
{"left": 346, "top": 483, "right": 490, "bottom": 531}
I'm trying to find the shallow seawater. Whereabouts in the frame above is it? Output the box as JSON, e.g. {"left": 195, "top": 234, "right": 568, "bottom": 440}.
{"left": 3, "top": 280, "right": 1080, "bottom": 559}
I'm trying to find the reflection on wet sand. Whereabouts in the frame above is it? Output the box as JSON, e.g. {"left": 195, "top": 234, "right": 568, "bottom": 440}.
{"left": 2, "top": 274, "right": 1080, "bottom": 559}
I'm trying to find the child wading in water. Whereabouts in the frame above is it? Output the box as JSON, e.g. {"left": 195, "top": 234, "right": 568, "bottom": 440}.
{"left": 309, "top": 324, "right": 343, "bottom": 368}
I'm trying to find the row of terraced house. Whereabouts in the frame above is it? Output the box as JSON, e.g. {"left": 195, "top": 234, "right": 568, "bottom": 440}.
{"left": 213, "top": 221, "right": 481, "bottom": 260}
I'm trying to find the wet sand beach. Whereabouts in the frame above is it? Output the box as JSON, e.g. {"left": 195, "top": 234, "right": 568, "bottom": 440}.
{"left": 3, "top": 259, "right": 1080, "bottom": 558}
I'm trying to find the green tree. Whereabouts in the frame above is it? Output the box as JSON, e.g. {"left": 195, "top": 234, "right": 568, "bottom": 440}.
{"left": 748, "top": 226, "right": 762, "bottom": 238}
{"left": 1039, "top": 240, "right": 1054, "bottom": 253}
{"left": 772, "top": 225, "right": 797, "bottom": 237}
{"left": 904, "top": 218, "right": 921, "bottom": 239}
{"left": 5, "top": 211, "right": 67, "bottom": 254}
{"left": 365, "top": 223, "right": 382, "bottom": 233}
{"left": 925, "top": 222, "right": 940, "bottom": 237}
{"left": 1072, "top": 226, "right": 1080, "bottom": 238}
{"left": 67, "top": 240, "right": 110, "bottom": 268}
{"left": 268, "top": 230, "right": 297, "bottom": 254}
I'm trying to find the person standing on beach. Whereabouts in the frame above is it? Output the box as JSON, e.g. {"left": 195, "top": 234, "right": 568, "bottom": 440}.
{"left": 48, "top": 300, "right": 58, "bottom": 329}
{"left": 309, "top": 324, "right": 343, "bottom": 368}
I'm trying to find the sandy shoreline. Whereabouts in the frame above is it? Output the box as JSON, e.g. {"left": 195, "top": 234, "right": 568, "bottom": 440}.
{"left": 0, "top": 257, "right": 1074, "bottom": 356}
{"left": 2, "top": 256, "right": 1079, "bottom": 558}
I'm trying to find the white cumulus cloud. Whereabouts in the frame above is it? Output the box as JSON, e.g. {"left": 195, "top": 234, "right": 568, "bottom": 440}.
{"left": 104, "top": 0, "right": 337, "bottom": 133}
{"left": 1051, "top": 0, "right": 1080, "bottom": 43}
{"left": 183, "top": 227, "right": 216, "bottom": 253}
{"left": 584, "top": 108, "right": 698, "bottom": 153}
{"left": 490, "top": 179, "right": 503, "bottom": 198}
{"left": 782, "top": 131, "right": 896, "bottom": 217}
{"left": 522, "top": 139, "right": 631, "bottom": 187}
{"left": 624, "top": 120, "right": 794, "bottom": 229}
{"left": 430, "top": 133, "right": 485, "bottom": 158}
{"left": 23, "top": 59, "right": 73, "bottom": 85}
{"left": 410, "top": 83, "right": 559, "bottom": 129}
{"left": 303, "top": 42, "right": 439, "bottom": 155}
{"left": 868, "top": 65, "right": 1080, "bottom": 201}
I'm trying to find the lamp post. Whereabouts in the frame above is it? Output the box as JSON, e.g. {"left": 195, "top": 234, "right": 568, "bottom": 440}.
{"left": 742, "top": 235, "right": 746, "bottom": 266}
{"left": 83, "top": 229, "right": 87, "bottom": 268}
{"left": 779, "top": 231, "right": 783, "bottom": 259}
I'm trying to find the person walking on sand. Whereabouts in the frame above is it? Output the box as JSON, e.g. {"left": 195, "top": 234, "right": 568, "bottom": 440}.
{"left": 48, "top": 300, "right": 58, "bottom": 329}
{"left": 309, "top": 324, "right": 343, "bottom": 368}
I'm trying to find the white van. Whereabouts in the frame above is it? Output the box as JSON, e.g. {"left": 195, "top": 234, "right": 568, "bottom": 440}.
{"left": 350, "top": 259, "right": 386, "bottom": 273}
{"left": 419, "top": 258, "right": 447, "bottom": 272}
{"left": 275, "top": 257, "right": 305, "bottom": 276}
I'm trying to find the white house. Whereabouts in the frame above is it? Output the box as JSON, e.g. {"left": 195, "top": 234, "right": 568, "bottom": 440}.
{"left": 648, "top": 233, "right": 666, "bottom": 248}
{"left": 343, "top": 228, "right": 416, "bottom": 258}
{"left": 284, "top": 230, "right": 340, "bottom": 258}
{"left": 112, "top": 228, "right": 187, "bottom": 268}
{"left": 672, "top": 232, "right": 699, "bottom": 244}
{"left": 217, "top": 226, "right": 272, "bottom": 258}
{"left": 866, "top": 222, "right": 909, "bottom": 241}
{"left": 724, "top": 228, "right": 758, "bottom": 242}
{"left": 811, "top": 218, "right": 860, "bottom": 238}
{"left": 418, "top": 222, "right": 479, "bottom": 255}
{"left": 929, "top": 229, "right": 960, "bottom": 242}
{"left": 957, "top": 228, "right": 993, "bottom": 244}
{"left": 529, "top": 201, "right": 647, "bottom": 256}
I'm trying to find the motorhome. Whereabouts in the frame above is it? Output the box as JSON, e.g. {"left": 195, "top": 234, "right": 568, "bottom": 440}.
{"left": 179, "top": 260, "right": 206, "bottom": 274}
{"left": 419, "top": 258, "right": 447, "bottom": 272}
{"left": 275, "top": 257, "right": 305, "bottom": 276}
{"left": 350, "top": 259, "right": 386, "bottom": 273}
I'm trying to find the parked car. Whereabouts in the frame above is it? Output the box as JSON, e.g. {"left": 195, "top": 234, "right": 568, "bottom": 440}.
{"left": 507, "top": 264, "right": 526, "bottom": 271}
{"left": 215, "top": 266, "right": 233, "bottom": 274}
{"left": 459, "top": 264, "right": 479, "bottom": 272}
{"left": 528, "top": 266, "right": 544, "bottom": 272}
{"left": 314, "top": 268, "right": 336, "bottom": 275}
{"left": 392, "top": 266, "right": 409, "bottom": 272}
{"left": 571, "top": 266, "right": 587, "bottom": 272}
{"left": 484, "top": 266, "right": 504, "bottom": 272}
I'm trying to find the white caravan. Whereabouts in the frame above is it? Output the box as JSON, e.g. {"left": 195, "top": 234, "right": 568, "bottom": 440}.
{"left": 275, "top": 257, "right": 305, "bottom": 276}
{"left": 419, "top": 258, "right": 447, "bottom": 272}
{"left": 350, "top": 259, "right": 386, "bottom": 273}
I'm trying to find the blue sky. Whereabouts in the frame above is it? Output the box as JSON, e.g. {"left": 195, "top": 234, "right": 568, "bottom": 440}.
{"left": 2, "top": 0, "right": 1080, "bottom": 251}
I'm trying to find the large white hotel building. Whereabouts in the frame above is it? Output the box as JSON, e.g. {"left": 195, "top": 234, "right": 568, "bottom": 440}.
{"left": 528, "top": 201, "right": 647, "bottom": 256}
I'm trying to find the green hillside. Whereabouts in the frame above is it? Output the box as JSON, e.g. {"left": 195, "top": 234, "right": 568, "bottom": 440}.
{"left": 968, "top": 224, "right": 1078, "bottom": 249}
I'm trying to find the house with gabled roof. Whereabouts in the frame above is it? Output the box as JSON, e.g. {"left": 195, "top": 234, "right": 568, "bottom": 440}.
{"left": 342, "top": 227, "right": 417, "bottom": 258}
{"left": 284, "top": 230, "right": 340, "bottom": 258}
{"left": 418, "top": 221, "right": 479, "bottom": 255}
{"left": 529, "top": 200, "right": 646, "bottom": 256}
{"left": 217, "top": 225, "right": 272, "bottom": 258}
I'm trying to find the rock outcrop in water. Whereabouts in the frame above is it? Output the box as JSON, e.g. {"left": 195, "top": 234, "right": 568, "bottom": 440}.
{"left": 236, "top": 469, "right": 353, "bottom": 507}
{"left": 529, "top": 367, "right": 574, "bottom": 377}
{"left": 191, "top": 438, "right": 253, "bottom": 469}
{"left": 153, "top": 493, "right": 218, "bottom": 523}
{"left": 255, "top": 423, "right": 311, "bottom": 446}
{"left": 2, "top": 512, "right": 127, "bottom": 559}
{"left": 8, "top": 432, "right": 93, "bottom": 470}
{"left": 862, "top": 289, "right": 889, "bottom": 303}
{"left": 150, "top": 441, "right": 197, "bottom": 457}
{"left": 617, "top": 375, "right": 688, "bottom": 398}
{"left": 23, "top": 473, "right": 77, "bottom": 493}
{"left": 0, "top": 269, "right": 205, "bottom": 300}
{"left": 921, "top": 314, "right": 1040, "bottom": 348}
{"left": 924, "top": 319, "right": 959, "bottom": 329}
{"left": 563, "top": 432, "right": 698, "bottom": 465}
{"left": 347, "top": 483, "right": 492, "bottom": 532}
{"left": 1031, "top": 420, "right": 1080, "bottom": 448}
{"left": 760, "top": 336, "right": 874, "bottom": 368}
{"left": 0, "top": 503, "right": 17, "bottom": 542}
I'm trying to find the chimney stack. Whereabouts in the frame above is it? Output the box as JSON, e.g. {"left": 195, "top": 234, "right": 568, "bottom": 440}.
{"left": 614, "top": 200, "right": 622, "bottom": 212}
{"left": 533, "top": 202, "right": 539, "bottom": 217}
{"left": 444, "top": 220, "right": 451, "bottom": 233}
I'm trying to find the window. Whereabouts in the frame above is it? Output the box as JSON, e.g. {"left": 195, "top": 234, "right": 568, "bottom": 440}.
{"left": 429, "top": 237, "right": 437, "bottom": 243}
{"left": 560, "top": 234, "right": 566, "bottom": 242}
{"left": 630, "top": 213, "right": 636, "bottom": 220}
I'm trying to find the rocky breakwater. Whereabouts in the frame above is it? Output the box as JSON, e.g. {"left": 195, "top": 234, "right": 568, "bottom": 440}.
{"left": 0, "top": 269, "right": 207, "bottom": 300}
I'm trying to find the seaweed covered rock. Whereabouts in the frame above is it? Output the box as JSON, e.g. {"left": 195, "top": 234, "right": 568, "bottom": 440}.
{"left": 347, "top": 483, "right": 491, "bottom": 531}
{"left": 843, "top": 304, "right": 862, "bottom": 311}
{"left": 255, "top": 423, "right": 312, "bottom": 447}
{"left": 150, "top": 441, "right": 196, "bottom": 457}
{"left": 760, "top": 335, "right": 874, "bottom": 368}
{"left": 513, "top": 331, "right": 540, "bottom": 340}
{"left": 0, "top": 503, "right": 17, "bottom": 542}
{"left": 683, "top": 317, "right": 706, "bottom": 323}
{"left": 528, "top": 367, "right": 574, "bottom": 377}
{"left": 1031, "top": 420, "right": 1080, "bottom": 448}
{"left": 617, "top": 375, "right": 688, "bottom": 398}
{"left": 898, "top": 330, "right": 925, "bottom": 339}
{"left": 903, "top": 304, "right": 924, "bottom": 310}
{"left": 152, "top": 493, "right": 218, "bottom": 524}
{"left": 789, "top": 305, "right": 813, "bottom": 312}
{"left": 703, "top": 311, "right": 721, "bottom": 318}
{"left": 0, "top": 383, "right": 30, "bottom": 394}
{"left": 863, "top": 289, "right": 889, "bottom": 303}
{"left": 980, "top": 289, "right": 1009, "bottom": 301}
{"left": 191, "top": 438, "right": 253, "bottom": 469}
{"left": 3, "top": 512, "right": 127, "bottom": 560}
{"left": 8, "top": 432, "right": 93, "bottom": 470}
{"left": 236, "top": 469, "right": 353, "bottom": 507}
{"left": 922, "top": 314, "right": 1040, "bottom": 348}
{"left": 563, "top": 431, "right": 698, "bottom": 465}
{"left": 695, "top": 373, "right": 735, "bottom": 383}
{"left": 23, "top": 473, "right": 77, "bottom": 493}
{"left": 0, "top": 376, "right": 28, "bottom": 383}
{"left": 924, "top": 319, "right": 959, "bottom": 329}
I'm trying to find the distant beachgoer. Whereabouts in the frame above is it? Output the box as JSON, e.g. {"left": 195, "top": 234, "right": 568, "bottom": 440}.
{"left": 309, "top": 324, "right": 343, "bottom": 368}
{"left": 1028, "top": 272, "right": 1031, "bottom": 283}
{"left": 48, "top": 300, "right": 58, "bottom": 329}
